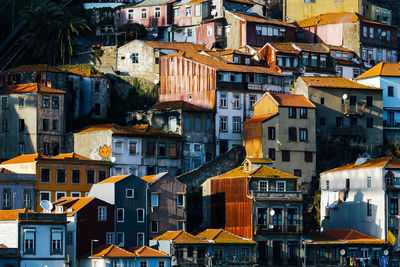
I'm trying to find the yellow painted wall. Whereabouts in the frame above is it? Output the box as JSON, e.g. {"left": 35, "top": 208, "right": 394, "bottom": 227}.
{"left": 253, "top": 93, "right": 279, "bottom": 116}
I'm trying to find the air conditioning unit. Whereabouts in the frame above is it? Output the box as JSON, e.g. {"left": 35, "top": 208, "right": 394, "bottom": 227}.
{"left": 56, "top": 206, "right": 64, "bottom": 213}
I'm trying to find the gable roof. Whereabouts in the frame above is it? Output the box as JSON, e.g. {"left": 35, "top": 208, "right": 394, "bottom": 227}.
{"left": 304, "top": 229, "right": 386, "bottom": 244}
{"left": 52, "top": 197, "right": 95, "bottom": 216}
{"left": 0, "top": 209, "right": 35, "bottom": 221}
{"left": 152, "top": 101, "right": 212, "bottom": 111}
{"left": 208, "top": 165, "right": 297, "bottom": 180}
{"left": 268, "top": 92, "right": 316, "bottom": 108}
{"left": 50, "top": 152, "right": 92, "bottom": 161}
{"left": 152, "top": 230, "right": 210, "bottom": 244}
{"left": 134, "top": 0, "right": 176, "bottom": 7}
{"left": 196, "top": 229, "right": 256, "bottom": 244}
{"left": 143, "top": 41, "right": 206, "bottom": 51}
{"left": 0, "top": 168, "right": 15, "bottom": 173}
{"left": 1, "top": 154, "right": 48, "bottom": 164}
{"left": 357, "top": 62, "right": 400, "bottom": 79}
{"left": 90, "top": 244, "right": 136, "bottom": 258}
{"left": 321, "top": 156, "right": 398, "bottom": 174}
{"left": 96, "top": 174, "right": 131, "bottom": 184}
{"left": 244, "top": 114, "right": 276, "bottom": 124}
{"left": 7, "top": 64, "right": 65, "bottom": 73}
{"left": 141, "top": 172, "right": 169, "bottom": 184}
{"left": 299, "top": 76, "right": 382, "bottom": 90}
{"left": 245, "top": 158, "right": 273, "bottom": 164}
{"left": 128, "top": 246, "right": 170, "bottom": 257}
{"left": 227, "top": 11, "right": 296, "bottom": 28}
{"left": 1, "top": 83, "right": 66, "bottom": 94}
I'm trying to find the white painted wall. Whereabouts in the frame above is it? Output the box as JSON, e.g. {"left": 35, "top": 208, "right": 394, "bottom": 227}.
{"left": 0, "top": 220, "right": 18, "bottom": 248}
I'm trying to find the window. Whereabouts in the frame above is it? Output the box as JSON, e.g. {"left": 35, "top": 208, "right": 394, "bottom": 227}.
{"left": 369, "top": 27, "right": 374, "bottom": 38}
{"left": 276, "top": 181, "right": 286, "bottom": 191}
{"left": 177, "top": 221, "right": 185, "bottom": 230}
{"left": 233, "top": 94, "right": 240, "bottom": 109}
{"left": 52, "top": 120, "right": 59, "bottom": 131}
{"left": 132, "top": 53, "right": 139, "bottom": 64}
{"left": 126, "top": 189, "right": 134, "bottom": 198}
{"left": 42, "top": 119, "right": 49, "bottom": 131}
{"left": 346, "top": 178, "right": 350, "bottom": 189}
{"left": 39, "top": 191, "right": 50, "bottom": 202}
{"left": 220, "top": 116, "right": 227, "bottom": 132}
{"left": 294, "top": 169, "right": 302, "bottom": 177}
{"left": 23, "top": 188, "right": 31, "bottom": 209}
{"left": 195, "top": 4, "right": 201, "bottom": 16}
{"left": 193, "top": 117, "right": 202, "bottom": 132}
{"left": 320, "top": 98, "right": 325, "bottom": 104}
{"left": 117, "top": 208, "right": 125, "bottom": 222}
{"left": 299, "top": 108, "right": 307, "bottom": 119}
{"left": 1, "top": 96, "right": 8, "bottom": 109}
{"left": 19, "top": 142, "right": 25, "bottom": 154}
{"left": 18, "top": 97, "right": 25, "bottom": 107}
{"left": 2, "top": 188, "right": 11, "bottom": 209}
{"left": 43, "top": 96, "right": 50, "bottom": 108}
{"left": 366, "top": 96, "right": 373, "bottom": 107}
{"left": 388, "top": 86, "right": 394, "bottom": 97}
{"left": 19, "top": 119, "right": 25, "bottom": 132}
{"left": 174, "top": 8, "right": 179, "bottom": 18}
{"left": 305, "top": 151, "right": 313, "bottom": 162}
{"left": 56, "top": 191, "right": 66, "bottom": 200}
{"left": 302, "top": 54, "right": 309, "bottom": 65}
{"left": 326, "top": 180, "right": 330, "bottom": 190}
{"left": 177, "top": 194, "right": 185, "bottom": 207}
{"left": 282, "top": 150, "right": 290, "bottom": 162}
{"left": 268, "top": 148, "right": 275, "bottom": 160}
{"left": 207, "top": 26, "right": 213, "bottom": 36}
{"left": 141, "top": 8, "right": 147, "bottom": 18}
{"left": 220, "top": 93, "right": 227, "bottom": 108}
{"left": 155, "top": 7, "right": 161, "bottom": 18}
{"left": 185, "top": 6, "right": 192, "bottom": 17}
{"left": 71, "top": 192, "right": 81, "bottom": 197}
{"left": 98, "top": 206, "right": 107, "bottom": 221}
{"left": 233, "top": 117, "right": 241, "bottom": 133}
{"left": 72, "top": 170, "right": 80, "bottom": 184}
{"left": 319, "top": 117, "right": 325, "bottom": 126}
{"left": 288, "top": 127, "right": 297, "bottom": 142}
{"left": 363, "top": 26, "right": 368, "bottom": 37}
{"left": 158, "top": 143, "right": 166, "bottom": 156}
{"left": 151, "top": 221, "right": 159, "bottom": 233}
{"left": 259, "top": 181, "right": 268, "bottom": 191}
{"left": 151, "top": 193, "right": 159, "bottom": 207}
{"left": 52, "top": 96, "right": 59, "bottom": 109}
{"left": 367, "top": 176, "right": 372, "bottom": 188}
{"left": 98, "top": 171, "right": 106, "bottom": 182}
{"left": 128, "top": 9, "right": 134, "bottom": 20}
{"left": 106, "top": 232, "right": 114, "bottom": 244}
{"left": 367, "top": 199, "right": 372, "bottom": 216}
{"left": 289, "top": 107, "right": 296, "bottom": 118}
{"left": 391, "top": 199, "right": 398, "bottom": 215}
{"left": 299, "top": 128, "right": 308, "bottom": 141}
{"left": 311, "top": 55, "right": 317, "bottom": 67}
{"left": 51, "top": 229, "right": 62, "bottom": 254}
{"left": 114, "top": 140, "right": 123, "bottom": 155}
{"left": 41, "top": 168, "right": 50, "bottom": 183}
{"left": 86, "top": 170, "right": 95, "bottom": 184}
{"left": 367, "top": 118, "right": 373, "bottom": 128}
{"left": 187, "top": 28, "right": 192, "bottom": 37}
{"left": 336, "top": 117, "right": 344, "bottom": 128}
{"left": 117, "top": 232, "right": 125, "bottom": 247}
{"left": 268, "top": 127, "right": 275, "bottom": 140}
{"left": 2, "top": 120, "right": 8, "bottom": 132}
{"left": 137, "top": 232, "right": 144, "bottom": 246}
{"left": 129, "top": 141, "right": 137, "bottom": 155}
{"left": 137, "top": 208, "right": 145, "bottom": 222}
{"left": 23, "top": 229, "right": 35, "bottom": 254}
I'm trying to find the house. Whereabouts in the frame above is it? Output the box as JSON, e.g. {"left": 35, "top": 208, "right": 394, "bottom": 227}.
{"left": 73, "top": 123, "right": 183, "bottom": 176}
{"left": 141, "top": 172, "right": 187, "bottom": 238}
{"left": 224, "top": 11, "right": 296, "bottom": 50}
{"left": 150, "top": 230, "right": 211, "bottom": 266}
{"left": 0, "top": 209, "right": 68, "bottom": 267}
{"left": 158, "top": 51, "right": 284, "bottom": 155}
{"left": 0, "top": 83, "right": 66, "bottom": 159}
{"left": 128, "top": 101, "right": 215, "bottom": 172}
{"left": 282, "top": 0, "right": 392, "bottom": 25}
{"left": 296, "top": 12, "right": 398, "bottom": 69}
{"left": 326, "top": 45, "right": 362, "bottom": 79}
{"left": 243, "top": 92, "right": 317, "bottom": 192}
{"left": 83, "top": 3, "right": 125, "bottom": 36}
{"left": 116, "top": 40, "right": 206, "bottom": 82}
{"left": 88, "top": 174, "right": 149, "bottom": 248}
{"left": 84, "top": 244, "right": 171, "bottom": 267}
{"left": 356, "top": 62, "right": 400, "bottom": 143}
{"left": 319, "top": 155, "right": 400, "bottom": 265}
{"left": 303, "top": 229, "right": 389, "bottom": 266}
{"left": 0, "top": 168, "right": 36, "bottom": 210}
{"left": 0, "top": 153, "right": 112, "bottom": 211}
{"left": 293, "top": 76, "right": 383, "bottom": 158}
{"left": 0, "top": 244, "right": 19, "bottom": 267}
{"left": 202, "top": 159, "right": 303, "bottom": 266}
{"left": 51, "top": 197, "right": 114, "bottom": 267}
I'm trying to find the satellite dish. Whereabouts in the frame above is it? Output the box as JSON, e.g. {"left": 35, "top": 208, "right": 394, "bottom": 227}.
{"left": 382, "top": 31, "right": 387, "bottom": 37}
{"left": 384, "top": 249, "right": 389, "bottom": 256}
{"left": 270, "top": 209, "right": 275, "bottom": 216}
{"left": 211, "top": 9, "right": 217, "bottom": 16}
{"left": 340, "top": 249, "right": 346, "bottom": 256}
{"left": 40, "top": 200, "right": 53, "bottom": 213}
{"left": 342, "top": 93, "right": 348, "bottom": 100}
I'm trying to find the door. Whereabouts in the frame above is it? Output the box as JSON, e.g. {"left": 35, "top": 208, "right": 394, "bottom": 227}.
{"left": 273, "top": 241, "right": 283, "bottom": 265}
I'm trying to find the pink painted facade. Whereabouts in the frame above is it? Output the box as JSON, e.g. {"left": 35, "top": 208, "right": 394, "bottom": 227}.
{"left": 302, "top": 24, "right": 343, "bottom": 46}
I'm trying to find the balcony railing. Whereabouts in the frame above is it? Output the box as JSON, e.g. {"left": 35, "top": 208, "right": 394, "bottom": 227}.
{"left": 341, "top": 103, "right": 365, "bottom": 116}
{"left": 255, "top": 224, "right": 302, "bottom": 234}
{"left": 389, "top": 215, "right": 400, "bottom": 228}
{"left": 251, "top": 190, "right": 302, "bottom": 200}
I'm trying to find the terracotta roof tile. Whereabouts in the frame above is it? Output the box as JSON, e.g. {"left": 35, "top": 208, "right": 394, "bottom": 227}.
{"left": 197, "top": 229, "right": 256, "bottom": 244}
{"left": 245, "top": 158, "right": 273, "bottom": 164}
{"left": 97, "top": 174, "right": 131, "bottom": 184}
{"left": 64, "top": 67, "right": 103, "bottom": 78}
{"left": 152, "top": 101, "right": 213, "bottom": 111}
{"left": 334, "top": 59, "right": 361, "bottom": 67}
{"left": 244, "top": 114, "right": 276, "bottom": 124}
{"left": 0, "top": 209, "right": 35, "bottom": 221}
{"left": 300, "top": 76, "right": 382, "bottom": 90}
{"left": 305, "top": 229, "right": 387, "bottom": 244}
{"left": 50, "top": 153, "right": 91, "bottom": 161}
{"left": 1, "top": 154, "right": 48, "bottom": 164}
{"left": 128, "top": 246, "right": 169, "bottom": 257}
{"left": 357, "top": 62, "right": 400, "bottom": 79}
{"left": 141, "top": 172, "right": 168, "bottom": 184}
{"left": 7, "top": 64, "right": 65, "bottom": 73}
{"left": 322, "top": 157, "right": 391, "bottom": 174}
{"left": 209, "top": 165, "right": 297, "bottom": 180}
{"left": 386, "top": 157, "right": 400, "bottom": 168}
{"left": 269, "top": 92, "right": 316, "bottom": 108}
{"left": 0, "top": 168, "right": 15, "bottom": 173}
{"left": 225, "top": 0, "right": 254, "bottom": 5}
{"left": 144, "top": 41, "right": 206, "bottom": 51}
{"left": 153, "top": 230, "right": 210, "bottom": 244}
{"left": 91, "top": 245, "right": 136, "bottom": 258}
{"left": 1, "top": 83, "right": 66, "bottom": 94}
{"left": 0, "top": 244, "right": 7, "bottom": 248}
{"left": 52, "top": 197, "right": 95, "bottom": 216}
{"left": 228, "top": 11, "right": 296, "bottom": 28}
{"left": 325, "top": 45, "right": 354, "bottom": 52}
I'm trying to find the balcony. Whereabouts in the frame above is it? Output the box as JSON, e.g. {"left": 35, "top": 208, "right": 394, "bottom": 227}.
{"left": 255, "top": 224, "right": 302, "bottom": 235}
{"left": 341, "top": 103, "right": 365, "bottom": 117}
{"left": 384, "top": 120, "right": 400, "bottom": 129}
{"left": 251, "top": 190, "right": 302, "bottom": 201}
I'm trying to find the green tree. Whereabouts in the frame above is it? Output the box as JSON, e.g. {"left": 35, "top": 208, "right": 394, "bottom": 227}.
{"left": 20, "top": 2, "right": 90, "bottom": 64}
{"left": 118, "top": 23, "right": 148, "bottom": 43}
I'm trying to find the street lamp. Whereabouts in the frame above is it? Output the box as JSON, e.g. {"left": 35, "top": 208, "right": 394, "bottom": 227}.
{"left": 91, "top": 239, "right": 99, "bottom": 257}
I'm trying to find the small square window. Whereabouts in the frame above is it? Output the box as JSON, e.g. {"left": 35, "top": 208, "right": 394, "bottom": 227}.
{"left": 177, "top": 194, "right": 185, "bottom": 207}
{"left": 137, "top": 209, "right": 145, "bottom": 222}
{"left": 126, "top": 189, "right": 134, "bottom": 198}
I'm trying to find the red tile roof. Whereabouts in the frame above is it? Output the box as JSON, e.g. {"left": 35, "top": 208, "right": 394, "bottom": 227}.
{"left": 208, "top": 165, "right": 297, "bottom": 180}
{"left": 227, "top": 11, "right": 296, "bottom": 28}
{"left": 322, "top": 157, "right": 397, "bottom": 174}
{"left": 152, "top": 101, "right": 213, "bottom": 111}
{"left": 268, "top": 92, "right": 316, "bottom": 108}
{"left": 153, "top": 230, "right": 210, "bottom": 244}
{"left": 300, "top": 76, "right": 382, "bottom": 90}
{"left": 1, "top": 83, "right": 66, "bottom": 94}
{"left": 357, "top": 62, "right": 400, "bottom": 79}
{"left": 196, "top": 229, "right": 256, "bottom": 244}
{"left": 128, "top": 246, "right": 169, "bottom": 257}
{"left": 305, "top": 229, "right": 387, "bottom": 244}
{"left": 143, "top": 41, "right": 206, "bottom": 51}
{"left": 96, "top": 174, "right": 131, "bottom": 184}
{"left": 0, "top": 244, "right": 7, "bottom": 248}
{"left": 1, "top": 154, "right": 48, "bottom": 164}
{"left": 50, "top": 153, "right": 92, "bottom": 161}
{"left": 90, "top": 245, "right": 136, "bottom": 258}
{"left": 244, "top": 114, "right": 276, "bottom": 124}
{"left": 52, "top": 197, "right": 95, "bottom": 216}
{"left": 0, "top": 209, "right": 35, "bottom": 221}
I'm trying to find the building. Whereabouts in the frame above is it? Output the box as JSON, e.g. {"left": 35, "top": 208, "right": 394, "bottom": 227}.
{"left": 116, "top": 40, "right": 206, "bottom": 82}
{"left": 327, "top": 45, "right": 362, "bottom": 79}
{"left": 303, "top": 229, "right": 389, "bottom": 266}
{"left": 73, "top": 123, "right": 183, "bottom": 176}
{"left": 319, "top": 155, "right": 400, "bottom": 265}
{"left": 0, "top": 83, "right": 66, "bottom": 159}
{"left": 296, "top": 12, "right": 398, "bottom": 69}
{"left": 51, "top": 197, "right": 114, "bottom": 267}
{"left": 141, "top": 172, "right": 187, "bottom": 238}
{"left": 356, "top": 62, "right": 400, "bottom": 143}
{"left": 0, "top": 168, "right": 35, "bottom": 210}
{"left": 84, "top": 245, "right": 171, "bottom": 267}
{"left": 158, "top": 50, "right": 284, "bottom": 155}
{"left": 0, "top": 209, "right": 67, "bottom": 267}
{"left": 202, "top": 159, "right": 303, "bottom": 266}
{"left": 128, "top": 101, "right": 215, "bottom": 172}
{"left": 0, "top": 153, "right": 112, "bottom": 210}
{"left": 293, "top": 76, "right": 383, "bottom": 158}
{"left": 283, "top": 0, "right": 392, "bottom": 24}
{"left": 88, "top": 174, "right": 149, "bottom": 248}
{"left": 243, "top": 92, "right": 317, "bottom": 192}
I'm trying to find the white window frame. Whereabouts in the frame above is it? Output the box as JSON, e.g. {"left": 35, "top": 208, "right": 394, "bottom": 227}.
{"left": 141, "top": 8, "right": 148, "bottom": 19}
{"left": 129, "top": 141, "right": 137, "bottom": 155}
{"left": 117, "top": 232, "right": 125, "bottom": 247}
{"left": 177, "top": 194, "right": 185, "bottom": 207}
{"left": 174, "top": 8, "right": 179, "bottom": 18}
{"left": 23, "top": 228, "right": 35, "bottom": 254}
{"left": 220, "top": 93, "right": 227, "bottom": 108}
{"left": 151, "top": 221, "right": 159, "bottom": 233}
{"left": 177, "top": 221, "right": 185, "bottom": 230}
{"left": 185, "top": 6, "right": 192, "bottom": 17}
{"left": 106, "top": 232, "right": 115, "bottom": 244}
{"left": 98, "top": 206, "right": 107, "bottom": 221}
{"left": 276, "top": 181, "right": 286, "bottom": 192}
{"left": 51, "top": 229, "right": 63, "bottom": 254}
{"left": 232, "top": 94, "right": 240, "bottom": 109}
{"left": 154, "top": 6, "right": 161, "bottom": 18}
{"left": 71, "top": 192, "right": 81, "bottom": 197}
{"left": 207, "top": 26, "right": 213, "bottom": 36}
{"left": 195, "top": 4, "right": 201, "bottom": 16}
{"left": 151, "top": 193, "right": 159, "bottom": 207}
{"left": 56, "top": 191, "right": 67, "bottom": 200}
{"left": 137, "top": 208, "right": 145, "bottom": 223}
{"left": 259, "top": 181, "right": 268, "bottom": 191}
{"left": 117, "top": 208, "right": 125, "bottom": 223}
{"left": 128, "top": 9, "right": 134, "bottom": 20}
{"left": 220, "top": 116, "right": 227, "bottom": 132}
{"left": 39, "top": 191, "right": 51, "bottom": 202}
{"left": 114, "top": 139, "right": 124, "bottom": 155}
{"left": 137, "top": 232, "right": 145, "bottom": 246}
{"left": 126, "top": 189, "right": 134, "bottom": 198}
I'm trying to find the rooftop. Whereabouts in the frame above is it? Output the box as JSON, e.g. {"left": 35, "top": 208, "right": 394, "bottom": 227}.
{"left": 1, "top": 154, "right": 48, "bottom": 164}
{"left": 208, "top": 165, "right": 297, "bottom": 180}
{"left": 50, "top": 152, "right": 91, "bottom": 161}
{"left": 90, "top": 244, "right": 136, "bottom": 258}
{"left": 134, "top": 0, "right": 176, "bottom": 8}
{"left": 357, "top": 62, "right": 400, "bottom": 79}
{"left": 97, "top": 174, "right": 131, "bottom": 184}
{"left": 152, "top": 101, "right": 213, "bottom": 111}
{"left": 52, "top": 197, "right": 95, "bottom": 216}
{"left": 304, "top": 229, "right": 387, "bottom": 245}
{"left": 152, "top": 230, "right": 210, "bottom": 244}
{"left": 143, "top": 40, "right": 206, "bottom": 51}
{"left": 227, "top": 11, "right": 296, "bottom": 28}
{"left": 141, "top": 172, "right": 168, "bottom": 184}
{"left": 244, "top": 114, "right": 277, "bottom": 124}
{"left": 268, "top": 92, "right": 316, "bottom": 108}
{"left": 322, "top": 156, "right": 400, "bottom": 174}
{"left": 1, "top": 83, "right": 66, "bottom": 94}
{"left": 245, "top": 158, "right": 273, "bottom": 164}
{"left": 128, "top": 246, "right": 169, "bottom": 257}
{"left": 300, "top": 76, "right": 382, "bottom": 90}
{"left": 0, "top": 209, "right": 34, "bottom": 221}
{"left": 196, "top": 229, "right": 256, "bottom": 244}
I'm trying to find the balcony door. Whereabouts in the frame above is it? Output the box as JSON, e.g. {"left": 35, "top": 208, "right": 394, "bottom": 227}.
{"left": 273, "top": 241, "right": 283, "bottom": 265}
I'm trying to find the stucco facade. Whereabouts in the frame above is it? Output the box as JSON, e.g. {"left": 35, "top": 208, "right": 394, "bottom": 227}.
{"left": 0, "top": 172, "right": 36, "bottom": 210}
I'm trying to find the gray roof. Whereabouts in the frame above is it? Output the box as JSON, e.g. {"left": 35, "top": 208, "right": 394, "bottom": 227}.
{"left": 134, "top": 0, "right": 174, "bottom": 7}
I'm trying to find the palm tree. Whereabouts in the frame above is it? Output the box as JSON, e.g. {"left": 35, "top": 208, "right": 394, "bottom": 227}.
{"left": 20, "top": 2, "right": 90, "bottom": 64}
